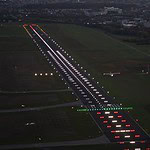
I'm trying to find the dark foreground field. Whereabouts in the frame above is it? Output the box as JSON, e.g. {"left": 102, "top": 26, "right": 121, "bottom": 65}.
{"left": 0, "top": 107, "right": 100, "bottom": 145}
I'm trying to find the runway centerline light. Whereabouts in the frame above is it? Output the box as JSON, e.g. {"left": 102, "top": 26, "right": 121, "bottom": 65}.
{"left": 108, "top": 116, "right": 114, "bottom": 118}
{"left": 130, "top": 141, "right": 135, "bottom": 144}
{"left": 112, "top": 120, "right": 117, "bottom": 123}
{"left": 125, "top": 135, "right": 130, "bottom": 138}
{"left": 105, "top": 112, "right": 110, "bottom": 114}
{"left": 116, "top": 125, "right": 121, "bottom": 128}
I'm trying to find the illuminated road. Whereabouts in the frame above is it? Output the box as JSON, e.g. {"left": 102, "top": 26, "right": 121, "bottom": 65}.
{"left": 23, "top": 24, "right": 150, "bottom": 145}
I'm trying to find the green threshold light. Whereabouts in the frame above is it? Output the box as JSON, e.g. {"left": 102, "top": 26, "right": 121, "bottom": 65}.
{"left": 77, "top": 107, "right": 133, "bottom": 112}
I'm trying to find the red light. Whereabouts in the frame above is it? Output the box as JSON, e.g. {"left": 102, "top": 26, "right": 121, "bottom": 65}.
{"left": 97, "top": 112, "right": 101, "bottom": 115}
{"left": 130, "top": 130, "right": 135, "bottom": 132}
{"left": 103, "top": 120, "right": 108, "bottom": 123}
{"left": 121, "top": 120, "right": 126, "bottom": 123}
{"left": 135, "top": 135, "right": 140, "bottom": 138}
{"left": 118, "top": 115, "right": 122, "bottom": 118}
{"left": 115, "top": 136, "right": 120, "bottom": 139}
{"left": 119, "top": 142, "right": 124, "bottom": 144}
{"left": 146, "top": 148, "right": 150, "bottom": 150}
{"left": 23, "top": 24, "right": 28, "bottom": 26}
{"left": 141, "top": 141, "right": 145, "bottom": 143}
{"left": 107, "top": 125, "right": 111, "bottom": 128}
{"left": 32, "top": 24, "right": 37, "bottom": 26}
{"left": 111, "top": 130, "right": 115, "bottom": 133}
{"left": 126, "top": 124, "right": 131, "bottom": 127}
{"left": 100, "top": 116, "right": 104, "bottom": 119}
{"left": 136, "top": 119, "right": 139, "bottom": 122}
{"left": 114, "top": 111, "right": 118, "bottom": 114}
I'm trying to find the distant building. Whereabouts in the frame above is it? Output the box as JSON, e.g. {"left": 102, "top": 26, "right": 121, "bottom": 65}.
{"left": 122, "top": 20, "right": 137, "bottom": 27}
{"left": 103, "top": 7, "right": 122, "bottom": 15}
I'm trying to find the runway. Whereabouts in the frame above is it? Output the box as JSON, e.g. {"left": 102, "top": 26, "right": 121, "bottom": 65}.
{"left": 23, "top": 24, "right": 150, "bottom": 145}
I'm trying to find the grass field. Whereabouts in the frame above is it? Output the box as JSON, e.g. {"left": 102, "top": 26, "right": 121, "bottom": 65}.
{"left": 42, "top": 23, "right": 150, "bottom": 133}
{"left": 0, "top": 107, "right": 100, "bottom": 145}
{"left": 111, "top": 34, "right": 150, "bottom": 56}
{"left": 0, "top": 24, "right": 67, "bottom": 91}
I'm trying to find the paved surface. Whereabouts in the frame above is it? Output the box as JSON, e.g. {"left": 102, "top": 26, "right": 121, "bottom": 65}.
{"left": 0, "top": 135, "right": 109, "bottom": 150}
{"left": 0, "top": 101, "right": 82, "bottom": 113}
{"left": 23, "top": 24, "right": 150, "bottom": 145}
{"left": 0, "top": 89, "right": 72, "bottom": 94}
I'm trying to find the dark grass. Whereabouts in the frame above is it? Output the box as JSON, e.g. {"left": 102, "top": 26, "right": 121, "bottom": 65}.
{"left": 0, "top": 24, "right": 36, "bottom": 52}
{"left": 0, "top": 107, "right": 100, "bottom": 145}
{"left": 111, "top": 34, "right": 150, "bottom": 56}
{"left": 0, "top": 24, "right": 67, "bottom": 91}
{"left": 0, "top": 51, "right": 67, "bottom": 91}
